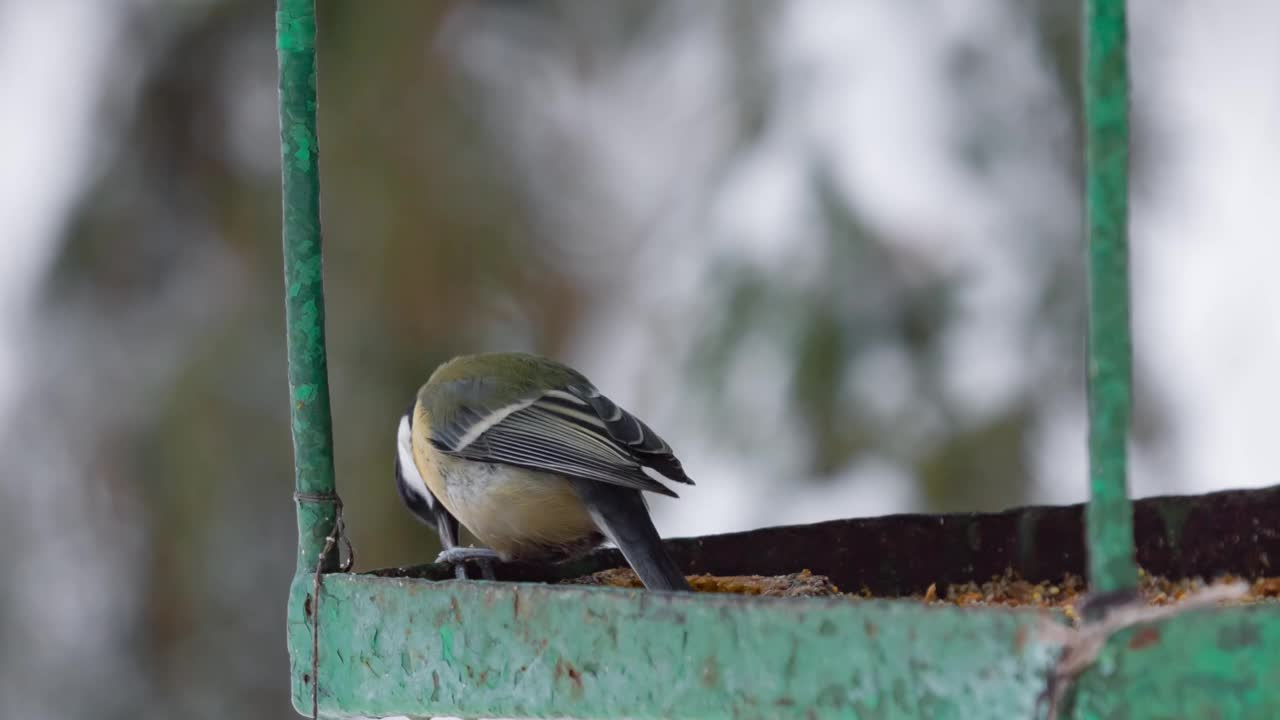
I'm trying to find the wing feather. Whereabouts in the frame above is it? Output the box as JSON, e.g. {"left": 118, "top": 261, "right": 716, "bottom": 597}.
{"left": 578, "top": 387, "right": 693, "bottom": 484}
{"left": 429, "top": 381, "right": 692, "bottom": 496}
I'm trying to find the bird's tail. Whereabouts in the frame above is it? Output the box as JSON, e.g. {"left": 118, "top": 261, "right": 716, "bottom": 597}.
{"left": 569, "top": 479, "right": 691, "bottom": 592}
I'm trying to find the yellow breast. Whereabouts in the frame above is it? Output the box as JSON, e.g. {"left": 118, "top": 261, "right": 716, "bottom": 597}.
{"left": 410, "top": 421, "right": 599, "bottom": 560}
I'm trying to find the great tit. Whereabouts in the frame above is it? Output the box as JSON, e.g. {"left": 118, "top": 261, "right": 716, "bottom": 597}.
{"left": 394, "top": 352, "right": 693, "bottom": 591}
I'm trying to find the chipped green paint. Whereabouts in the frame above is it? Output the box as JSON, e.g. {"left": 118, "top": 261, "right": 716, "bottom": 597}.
{"left": 289, "top": 126, "right": 315, "bottom": 171}
{"left": 281, "top": 483, "right": 1280, "bottom": 717}
{"left": 287, "top": 574, "right": 1063, "bottom": 719}
{"left": 276, "top": 2, "right": 315, "bottom": 52}
{"left": 439, "top": 625, "right": 456, "bottom": 665}
{"left": 277, "top": 0, "right": 338, "bottom": 573}
{"left": 1070, "top": 604, "right": 1280, "bottom": 718}
{"left": 288, "top": 573, "right": 1280, "bottom": 719}
{"left": 1083, "top": 0, "right": 1138, "bottom": 596}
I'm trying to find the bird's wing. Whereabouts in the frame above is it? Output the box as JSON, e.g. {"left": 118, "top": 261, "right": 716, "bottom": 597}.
{"left": 430, "top": 381, "right": 692, "bottom": 497}
{"left": 573, "top": 387, "right": 693, "bottom": 485}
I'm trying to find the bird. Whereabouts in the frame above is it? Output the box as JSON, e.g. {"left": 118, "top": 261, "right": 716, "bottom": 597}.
{"left": 394, "top": 351, "right": 693, "bottom": 591}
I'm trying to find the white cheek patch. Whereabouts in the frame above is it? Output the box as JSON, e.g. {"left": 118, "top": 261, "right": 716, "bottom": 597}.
{"left": 398, "top": 415, "right": 436, "bottom": 510}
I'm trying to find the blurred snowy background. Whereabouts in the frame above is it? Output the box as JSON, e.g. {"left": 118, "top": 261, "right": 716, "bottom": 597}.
{"left": 2, "top": 0, "right": 1278, "bottom": 717}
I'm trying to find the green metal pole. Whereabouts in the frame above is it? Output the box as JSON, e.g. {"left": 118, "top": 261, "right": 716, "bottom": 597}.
{"left": 277, "top": 0, "right": 339, "bottom": 575}
{"left": 1083, "top": 0, "right": 1138, "bottom": 595}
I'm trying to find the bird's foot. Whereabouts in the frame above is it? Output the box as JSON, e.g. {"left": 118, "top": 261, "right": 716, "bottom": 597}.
{"left": 436, "top": 547, "right": 499, "bottom": 581}
{"left": 436, "top": 546, "right": 501, "bottom": 563}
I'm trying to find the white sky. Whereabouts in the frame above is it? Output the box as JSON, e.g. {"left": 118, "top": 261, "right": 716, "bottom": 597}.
{"left": 0, "top": 1, "right": 119, "bottom": 419}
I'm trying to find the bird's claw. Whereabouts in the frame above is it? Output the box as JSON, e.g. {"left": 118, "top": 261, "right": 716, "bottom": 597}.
{"left": 436, "top": 547, "right": 499, "bottom": 581}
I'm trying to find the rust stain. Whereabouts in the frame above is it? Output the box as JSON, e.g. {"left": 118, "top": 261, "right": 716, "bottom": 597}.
{"left": 304, "top": 595, "right": 313, "bottom": 618}
{"left": 450, "top": 597, "right": 464, "bottom": 624}
{"left": 701, "top": 657, "right": 719, "bottom": 688}
{"left": 864, "top": 620, "right": 878, "bottom": 638}
{"left": 432, "top": 607, "right": 453, "bottom": 627}
{"left": 775, "top": 697, "right": 795, "bottom": 707}
{"left": 555, "top": 659, "right": 584, "bottom": 697}
{"left": 1128, "top": 626, "right": 1161, "bottom": 650}
{"left": 1013, "top": 625, "right": 1029, "bottom": 652}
